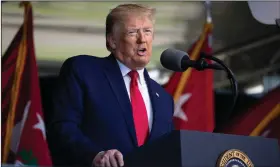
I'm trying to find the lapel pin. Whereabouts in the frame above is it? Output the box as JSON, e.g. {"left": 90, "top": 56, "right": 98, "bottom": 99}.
{"left": 156, "top": 92, "right": 159, "bottom": 97}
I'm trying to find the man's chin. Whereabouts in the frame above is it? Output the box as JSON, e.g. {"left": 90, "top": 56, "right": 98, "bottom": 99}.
{"left": 134, "top": 61, "right": 149, "bottom": 69}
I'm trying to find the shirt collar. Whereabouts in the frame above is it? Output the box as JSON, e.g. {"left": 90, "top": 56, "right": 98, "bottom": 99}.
{"left": 116, "top": 59, "right": 145, "bottom": 85}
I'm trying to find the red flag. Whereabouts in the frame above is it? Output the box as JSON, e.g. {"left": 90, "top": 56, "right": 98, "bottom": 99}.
{"left": 1, "top": 2, "right": 52, "bottom": 166}
{"left": 216, "top": 86, "right": 280, "bottom": 144}
{"left": 164, "top": 23, "right": 214, "bottom": 132}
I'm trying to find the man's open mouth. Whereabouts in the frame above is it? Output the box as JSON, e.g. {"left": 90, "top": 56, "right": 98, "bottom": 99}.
{"left": 137, "top": 48, "right": 147, "bottom": 56}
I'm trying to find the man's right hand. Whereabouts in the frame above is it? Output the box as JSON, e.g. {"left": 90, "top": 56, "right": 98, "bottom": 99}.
{"left": 93, "top": 149, "right": 124, "bottom": 167}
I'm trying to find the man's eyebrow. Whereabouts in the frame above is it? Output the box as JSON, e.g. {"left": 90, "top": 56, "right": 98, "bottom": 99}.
{"left": 143, "top": 27, "right": 153, "bottom": 30}
{"left": 126, "top": 27, "right": 153, "bottom": 30}
{"left": 126, "top": 27, "right": 138, "bottom": 30}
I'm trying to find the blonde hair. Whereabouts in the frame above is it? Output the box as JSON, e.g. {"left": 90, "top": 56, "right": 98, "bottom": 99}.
{"left": 105, "top": 4, "right": 156, "bottom": 52}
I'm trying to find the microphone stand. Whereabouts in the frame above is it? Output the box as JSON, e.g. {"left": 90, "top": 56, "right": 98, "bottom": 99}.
{"left": 197, "top": 52, "right": 238, "bottom": 122}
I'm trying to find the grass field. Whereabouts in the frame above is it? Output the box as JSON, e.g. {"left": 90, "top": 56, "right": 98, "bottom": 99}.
{"left": 2, "top": 2, "right": 186, "bottom": 26}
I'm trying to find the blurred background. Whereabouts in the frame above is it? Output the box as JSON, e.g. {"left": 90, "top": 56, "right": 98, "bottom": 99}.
{"left": 2, "top": 1, "right": 280, "bottom": 165}
{"left": 2, "top": 1, "right": 280, "bottom": 93}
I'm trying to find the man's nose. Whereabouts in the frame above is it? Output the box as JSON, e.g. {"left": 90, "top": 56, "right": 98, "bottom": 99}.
{"left": 137, "top": 31, "right": 147, "bottom": 43}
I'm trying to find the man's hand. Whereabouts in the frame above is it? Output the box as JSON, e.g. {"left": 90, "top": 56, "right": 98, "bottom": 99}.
{"left": 93, "top": 149, "right": 124, "bottom": 167}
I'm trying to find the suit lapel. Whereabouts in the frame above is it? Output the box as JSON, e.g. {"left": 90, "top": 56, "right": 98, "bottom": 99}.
{"left": 103, "top": 55, "right": 138, "bottom": 146}
{"left": 103, "top": 56, "right": 162, "bottom": 145}
{"left": 144, "top": 70, "right": 161, "bottom": 142}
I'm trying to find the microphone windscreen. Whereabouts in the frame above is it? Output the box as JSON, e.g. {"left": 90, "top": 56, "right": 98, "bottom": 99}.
{"left": 160, "top": 48, "right": 189, "bottom": 71}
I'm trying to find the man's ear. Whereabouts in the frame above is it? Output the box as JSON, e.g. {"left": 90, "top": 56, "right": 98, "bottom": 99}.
{"left": 107, "top": 34, "right": 116, "bottom": 49}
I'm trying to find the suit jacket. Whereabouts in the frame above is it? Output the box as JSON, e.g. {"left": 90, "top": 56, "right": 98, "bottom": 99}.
{"left": 48, "top": 54, "right": 174, "bottom": 166}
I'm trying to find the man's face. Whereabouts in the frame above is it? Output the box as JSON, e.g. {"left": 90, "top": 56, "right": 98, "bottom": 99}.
{"left": 111, "top": 14, "right": 154, "bottom": 70}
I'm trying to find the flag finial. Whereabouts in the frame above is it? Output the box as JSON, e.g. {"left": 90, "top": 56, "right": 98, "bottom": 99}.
{"left": 205, "top": 1, "right": 212, "bottom": 23}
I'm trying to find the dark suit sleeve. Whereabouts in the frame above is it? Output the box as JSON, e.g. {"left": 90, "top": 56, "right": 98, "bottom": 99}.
{"left": 170, "top": 95, "right": 175, "bottom": 131}
{"left": 48, "top": 57, "right": 103, "bottom": 166}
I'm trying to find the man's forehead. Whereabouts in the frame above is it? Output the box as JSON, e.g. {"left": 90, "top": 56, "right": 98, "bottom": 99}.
{"left": 123, "top": 19, "right": 153, "bottom": 28}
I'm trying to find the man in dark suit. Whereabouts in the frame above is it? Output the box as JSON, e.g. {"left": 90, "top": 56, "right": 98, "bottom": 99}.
{"left": 48, "top": 3, "right": 174, "bottom": 167}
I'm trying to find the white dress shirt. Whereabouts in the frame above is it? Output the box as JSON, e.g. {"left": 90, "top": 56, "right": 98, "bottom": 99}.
{"left": 117, "top": 60, "right": 153, "bottom": 132}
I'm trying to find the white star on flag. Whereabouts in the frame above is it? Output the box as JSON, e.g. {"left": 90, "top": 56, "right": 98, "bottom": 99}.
{"left": 174, "top": 93, "right": 192, "bottom": 121}
{"left": 33, "top": 113, "right": 46, "bottom": 140}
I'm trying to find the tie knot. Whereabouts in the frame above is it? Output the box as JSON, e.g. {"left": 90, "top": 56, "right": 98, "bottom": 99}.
{"left": 128, "top": 70, "right": 139, "bottom": 81}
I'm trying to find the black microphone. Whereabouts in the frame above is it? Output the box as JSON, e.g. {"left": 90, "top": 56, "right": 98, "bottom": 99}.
{"left": 160, "top": 48, "right": 223, "bottom": 71}
{"left": 161, "top": 48, "right": 238, "bottom": 127}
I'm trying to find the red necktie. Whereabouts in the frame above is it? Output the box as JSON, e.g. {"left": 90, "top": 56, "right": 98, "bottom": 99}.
{"left": 129, "top": 70, "right": 149, "bottom": 146}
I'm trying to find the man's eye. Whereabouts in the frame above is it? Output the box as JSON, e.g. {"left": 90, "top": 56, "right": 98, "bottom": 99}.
{"left": 128, "top": 31, "right": 137, "bottom": 34}
{"left": 145, "top": 30, "right": 153, "bottom": 35}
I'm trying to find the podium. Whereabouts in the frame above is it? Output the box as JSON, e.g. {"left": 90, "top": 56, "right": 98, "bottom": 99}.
{"left": 124, "top": 130, "right": 280, "bottom": 167}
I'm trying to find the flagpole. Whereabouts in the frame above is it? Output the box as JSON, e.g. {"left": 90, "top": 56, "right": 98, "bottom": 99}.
{"left": 2, "top": 2, "right": 31, "bottom": 163}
